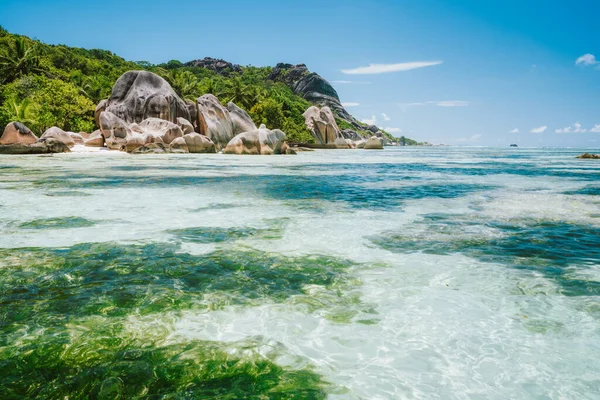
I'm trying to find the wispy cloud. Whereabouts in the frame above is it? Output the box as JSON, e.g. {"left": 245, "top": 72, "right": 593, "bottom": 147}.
{"left": 576, "top": 54, "right": 598, "bottom": 67}
{"left": 384, "top": 127, "right": 402, "bottom": 133}
{"left": 399, "top": 100, "right": 470, "bottom": 108}
{"left": 361, "top": 115, "right": 377, "bottom": 125}
{"left": 556, "top": 122, "right": 586, "bottom": 133}
{"left": 342, "top": 61, "right": 443, "bottom": 75}
{"left": 437, "top": 100, "right": 469, "bottom": 107}
{"left": 382, "top": 113, "right": 391, "bottom": 121}
{"left": 332, "top": 80, "right": 372, "bottom": 84}
{"left": 509, "top": 128, "right": 520, "bottom": 133}
{"left": 591, "top": 124, "right": 600, "bottom": 133}
{"left": 530, "top": 126, "right": 548, "bottom": 133}
{"left": 342, "top": 102, "right": 360, "bottom": 107}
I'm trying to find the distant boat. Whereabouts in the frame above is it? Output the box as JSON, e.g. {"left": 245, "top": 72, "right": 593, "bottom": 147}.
{"left": 510, "top": 144, "right": 518, "bottom": 147}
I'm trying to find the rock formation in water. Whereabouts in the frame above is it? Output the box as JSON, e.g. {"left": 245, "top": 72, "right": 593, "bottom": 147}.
{"left": 196, "top": 94, "right": 234, "bottom": 150}
{"left": 303, "top": 106, "right": 349, "bottom": 147}
{"left": 40, "top": 127, "right": 87, "bottom": 147}
{"left": 576, "top": 153, "right": 600, "bottom": 159}
{"left": 99, "top": 71, "right": 191, "bottom": 125}
{"left": 227, "top": 102, "right": 257, "bottom": 135}
{"left": 224, "top": 124, "right": 289, "bottom": 155}
{"left": 364, "top": 136, "right": 384, "bottom": 150}
{"left": 0, "top": 122, "right": 38, "bottom": 145}
{"left": 182, "top": 132, "right": 216, "bottom": 153}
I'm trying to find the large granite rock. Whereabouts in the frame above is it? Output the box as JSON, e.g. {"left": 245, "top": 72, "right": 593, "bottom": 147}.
{"left": 184, "top": 57, "right": 242, "bottom": 76}
{"left": 101, "top": 70, "right": 191, "bottom": 125}
{"left": 196, "top": 94, "right": 234, "bottom": 150}
{"left": 364, "top": 136, "right": 384, "bottom": 150}
{"left": 227, "top": 102, "right": 256, "bottom": 135}
{"left": 224, "top": 124, "right": 287, "bottom": 155}
{"left": 177, "top": 117, "right": 195, "bottom": 135}
{"left": 41, "top": 127, "right": 78, "bottom": 147}
{"left": 183, "top": 132, "right": 216, "bottom": 153}
{"left": 84, "top": 130, "right": 105, "bottom": 147}
{"left": 341, "top": 129, "right": 361, "bottom": 141}
{"left": 303, "top": 106, "right": 344, "bottom": 146}
{"left": 99, "top": 111, "right": 184, "bottom": 152}
{"left": 576, "top": 153, "right": 600, "bottom": 159}
{"left": 0, "top": 122, "right": 38, "bottom": 145}
{"left": 0, "top": 138, "right": 70, "bottom": 154}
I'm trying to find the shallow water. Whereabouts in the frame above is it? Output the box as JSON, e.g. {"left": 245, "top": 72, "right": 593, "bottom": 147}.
{"left": 1, "top": 147, "right": 600, "bottom": 399}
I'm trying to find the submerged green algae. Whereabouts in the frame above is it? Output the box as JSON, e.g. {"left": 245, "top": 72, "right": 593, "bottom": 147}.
{"left": 18, "top": 216, "right": 96, "bottom": 230}
{"left": 369, "top": 216, "right": 600, "bottom": 297}
{"left": 169, "top": 219, "right": 290, "bottom": 244}
{"left": 0, "top": 320, "right": 329, "bottom": 399}
{"left": 0, "top": 242, "right": 376, "bottom": 398}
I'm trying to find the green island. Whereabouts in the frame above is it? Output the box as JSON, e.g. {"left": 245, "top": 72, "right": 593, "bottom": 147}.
{"left": 0, "top": 26, "right": 427, "bottom": 155}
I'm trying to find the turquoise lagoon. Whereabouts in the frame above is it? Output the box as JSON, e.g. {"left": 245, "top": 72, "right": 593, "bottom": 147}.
{"left": 0, "top": 147, "right": 599, "bottom": 399}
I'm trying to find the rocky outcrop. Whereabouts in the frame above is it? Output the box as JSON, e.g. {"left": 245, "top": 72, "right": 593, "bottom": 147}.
{"left": 341, "top": 129, "right": 361, "bottom": 141}
{"left": 223, "top": 124, "right": 287, "bottom": 155}
{"left": 84, "top": 130, "right": 105, "bottom": 147}
{"left": 99, "top": 111, "right": 185, "bottom": 152}
{"left": 268, "top": 63, "right": 361, "bottom": 129}
{"left": 196, "top": 94, "right": 234, "bottom": 150}
{"left": 40, "top": 127, "right": 81, "bottom": 147}
{"left": 182, "top": 132, "right": 216, "bottom": 153}
{"left": 227, "top": 102, "right": 256, "bottom": 135}
{"left": 185, "top": 57, "right": 242, "bottom": 76}
{"left": 364, "top": 136, "right": 384, "bottom": 150}
{"left": 0, "top": 138, "right": 70, "bottom": 154}
{"left": 0, "top": 122, "right": 38, "bottom": 145}
{"left": 100, "top": 70, "right": 191, "bottom": 125}
{"left": 303, "top": 106, "right": 345, "bottom": 146}
{"left": 168, "top": 137, "right": 189, "bottom": 153}
{"left": 576, "top": 153, "right": 600, "bottom": 159}
{"left": 177, "top": 117, "right": 195, "bottom": 135}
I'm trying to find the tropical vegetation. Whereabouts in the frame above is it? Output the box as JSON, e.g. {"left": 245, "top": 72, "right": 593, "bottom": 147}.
{"left": 0, "top": 26, "right": 413, "bottom": 144}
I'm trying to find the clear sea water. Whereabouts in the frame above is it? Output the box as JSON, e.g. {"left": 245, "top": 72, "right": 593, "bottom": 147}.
{"left": 1, "top": 147, "right": 599, "bottom": 399}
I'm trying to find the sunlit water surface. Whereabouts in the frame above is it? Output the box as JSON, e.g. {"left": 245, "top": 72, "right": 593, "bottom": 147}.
{"left": 1, "top": 147, "right": 599, "bottom": 399}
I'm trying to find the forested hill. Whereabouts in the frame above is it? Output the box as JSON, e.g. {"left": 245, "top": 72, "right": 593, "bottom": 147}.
{"left": 0, "top": 26, "right": 423, "bottom": 145}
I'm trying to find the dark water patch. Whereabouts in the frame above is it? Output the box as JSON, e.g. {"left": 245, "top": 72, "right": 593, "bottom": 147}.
{"left": 0, "top": 323, "right": 329, "bottom": 399}
{"left": 370, "top": 217, "right": 600, "bottom": 296}
{"left": 189, "top": 203, "right": 242, "bottom": 212}
{"left": 564, "top": 186, "right": 600, "bottom": 196}
{"left": 18, "top": 216, "right": 96, "bottom": 230}
{"left": 44, "top": 190, "right": 92, "bottom": 197}
{"left": 0, "top": 242, "right": 370, "bottom": 336}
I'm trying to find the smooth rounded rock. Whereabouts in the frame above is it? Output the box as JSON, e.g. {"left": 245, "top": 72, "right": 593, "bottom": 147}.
{"left": 0, "top": 122, "right": 38, "bottom": 145}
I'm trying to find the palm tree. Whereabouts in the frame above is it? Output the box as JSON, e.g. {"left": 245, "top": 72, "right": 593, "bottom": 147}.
{"left": 221, "top": 77, "right": 256, "bottom": 109}
{"left": 160, "top": 70, "right": 199, "bottom": 101}
{"left": 0, "top": 37, "right": 42, "bottom": 84}
{"left": 3, "top": 97, "right": 38, "bottom": 128}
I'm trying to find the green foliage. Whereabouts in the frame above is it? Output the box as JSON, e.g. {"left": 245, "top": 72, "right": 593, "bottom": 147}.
{"left": 0, "top": 36, "right": 43, "bottom": 84}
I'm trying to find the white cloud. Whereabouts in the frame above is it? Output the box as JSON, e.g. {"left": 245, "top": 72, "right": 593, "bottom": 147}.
{"left": 384, "top": 127, "right": 402, "bottom": 133}
{"left": 530, "top": 126, "right": 548, "bottom": 133}
{"left": 382, "top": 113, "right": 391, "bottom": 121}
{"left": 576, "top": 54, "right": 598, "bottom": 67}
{"left": 361, "top": 115, "right": 377, "bottom": 125}
{"left": 436, "top": 100, "right": 469, "bottom": 107}
{"left": 342, "top": 102, "right": 360, "bottom": 107}
{"left": 332, "top": 80, "right": 372, "bottom": 84}
{"left": 342, "top": 61, "right": 443, "bottom": 75}
{"left": 509, "top": 128, "right": 520, "bottom": 133}
{"left": 555, "top": 122, "right": 587, "bottom": 133}
{"left": 590, "top": 124, "right": 600, "bottom": 133}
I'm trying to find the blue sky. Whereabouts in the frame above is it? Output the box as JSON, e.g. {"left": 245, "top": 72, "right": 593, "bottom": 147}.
{"left": 1, "top": 0, "right": 599, "bottom": 146}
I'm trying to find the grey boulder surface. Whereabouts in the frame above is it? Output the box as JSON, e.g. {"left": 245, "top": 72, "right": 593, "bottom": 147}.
{"left": 224, "top": 124, "right": 287, "bottom": 155}
{"left": 364, "top": 136, "right": 384, "bottom": 150}
{"left": 183, "top": 133, "right": 216, "bottom": 153}
{"left": 303, "top": 106, "right": 345, "bottom": 146}
{"left": 41, "top": 127, "right": 79, "bottom": 147}
{"left": 227, "top": 102, "right": 257, "bottom": 135}
{"left": 177, "top": 117, "right": 195, "bottom": 135}
{"left": 184, "top": 57, "right": 242, "bottom": 76}
{"left": 0, "top": 122, "right": 38, "bottom": 145}
{"left": 196, "top": 94, "right": 234, "bottom": 150}
{"left": 101, "top": 70, "right": 191, "bottom": 125}
{"left": 0, "top": 138, "right": 70, "bottom": 154}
